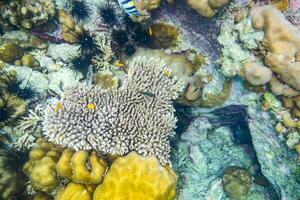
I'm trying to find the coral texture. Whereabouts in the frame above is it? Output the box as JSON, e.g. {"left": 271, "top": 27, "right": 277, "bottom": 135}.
{"left": 186, "top": 0, "right": 231, "bottom": 17}
{"left": 56, "top": 182, "right": 93, "bottom": 200}
{"left": 23, "top": 139, "right": 63, "bottom": 193}
{"left": 56, "top": 149, "right": 107, "bottom": 184}
{"left": 0, "top": 0, "right": 56, "bottom": 29}
{"left": 43, "top": 57, "right": 183, "bottom": 165}
{"left": 93, "top": 151, "right": 177, "bottom": 200}
{"left": 251, "top": 5, "right": 300, "bottom": 93}
{"left": 241, "top": 62, "right": 273, "bottom": 85}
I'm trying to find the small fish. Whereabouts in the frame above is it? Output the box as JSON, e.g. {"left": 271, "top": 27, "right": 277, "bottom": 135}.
{"left": 87, "top": 103, "right": 96, "bottom": 110}
{"left": 162, "top": 68, "right": 172, "bottom": 77}
{"left": 117, "top": 0, "right": 141, "bottom": 16}
{"left": 55, "top": 102, "right": 62, "bottom": 112}
{"left": 148, "top": 26, "right": 153, "bottom": 36}
{"left": 139, "top": 91, "right": 156, "bottom": 98}
{"left": 115, "top": 60, "right": 125, "bottom": 68}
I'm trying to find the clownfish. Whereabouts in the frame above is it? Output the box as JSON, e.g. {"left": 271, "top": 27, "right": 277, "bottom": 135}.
{"left": 117, "top": 0, "right": 141, "bottom": 16}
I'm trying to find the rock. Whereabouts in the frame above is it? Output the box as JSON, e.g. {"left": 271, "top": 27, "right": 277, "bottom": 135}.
{"left": 46, "top": 43, "right": 80, "bottom": 62}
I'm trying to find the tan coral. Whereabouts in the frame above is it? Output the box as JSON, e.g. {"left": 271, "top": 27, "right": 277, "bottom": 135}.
{"left": 56, "top": 149, "right": 107, "bottom": 185}
{"left": 186, "top": 0, "right": 231, "bottom": 18}
{"left": 241, "top": 62, "right": 273, "bottom": 86}
{"left": 251, "top": 6, "right": 300, "bottom": 91}
{"left": 23, "top": 139, "right": 63, "bottom": 193}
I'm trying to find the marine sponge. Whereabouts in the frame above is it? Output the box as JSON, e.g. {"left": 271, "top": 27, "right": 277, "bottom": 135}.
{"left": 186, "top": 0, "right": 231, "bottom": 18}
{"left": 93, "top": 151, "right": 177, "bottom": 200}
{"left": 56, "top": 182, "right": 93, "bottom": 200}
{"left": 43, "top": 56, "right": 183, "bottom": 165}
{"left": 56, "top": 149, "right": 107, "bottom": 185}
{"left": 23, "top": 139, "right": 63, "bottom": 193}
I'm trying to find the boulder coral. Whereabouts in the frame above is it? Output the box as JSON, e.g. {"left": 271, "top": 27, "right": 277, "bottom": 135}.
{"left": 56, "top": 149, "right": 107, "bottom": 185}
{"left": 251, "top": 6, "right": 300, "bottom": 94}
{"left": 23, "top": 139, "right": 63, "bottom": 193}
{"left": 93, "top": 151, "right": 177, "bottom": 200}
{"left": 241, "top": 62, "right": 273, "bottom": 86}
{"left": 186, "top": 0, "right": 231, "bottom": 17}
{"left": 56, "top": 182, "right": 93, "bottom": 200}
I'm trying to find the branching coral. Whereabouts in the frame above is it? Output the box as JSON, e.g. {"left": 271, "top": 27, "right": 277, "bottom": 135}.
{"left": 93, "top": 151, "right": 177, "bottom": 200}
{"left": 43, "top": 56, "right": 183, "bottom": 165}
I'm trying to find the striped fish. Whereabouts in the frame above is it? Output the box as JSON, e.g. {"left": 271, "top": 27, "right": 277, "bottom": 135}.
{"left": 117, "top": 0, "right": 141, "bottom": 16}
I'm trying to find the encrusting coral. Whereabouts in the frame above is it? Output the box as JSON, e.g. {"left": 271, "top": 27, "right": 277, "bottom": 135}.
{"left": 93, "top": 151, "right": 177, "bottom": 200}
{"left": 43, "top": 56, "right": 183, "bottom": 165}
{"left": 23, "top": 139, "right": 63, "bottom": 193}
{"left": 186, "top": 0, "right": 232, "bottom": 18}
{"left": 56, "top": 149, "right": 107, "bottom": 185}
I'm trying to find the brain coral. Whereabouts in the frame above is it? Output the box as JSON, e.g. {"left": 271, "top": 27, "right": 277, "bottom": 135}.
{"left": 93, "top": 151, "right": 177, "bottom": 200}
{"left": 43, "top": 57, "right": 183, "bottom": 165}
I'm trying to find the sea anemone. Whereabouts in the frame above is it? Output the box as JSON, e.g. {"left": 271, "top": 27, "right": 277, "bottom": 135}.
{"left": 68, "top": 54, "right": 92, "bottom": 76}
{"left": 98, "top": 1, "right": 118, "bottom": 25}
{"left": 70, "top": 0, "right": 92, "bottom": 23}
{"left": 0, "top": 71, "right": 37, "bottom": 102}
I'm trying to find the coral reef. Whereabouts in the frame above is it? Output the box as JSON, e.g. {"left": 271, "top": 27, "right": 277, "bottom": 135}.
{"left": 0, "top": 0, "right": 56, "bottom": 29}
{"left": 56, "top": 149, "right": 107, "bottom": 185}
{"left": 186, "top": 0, "right": 232, "bottom": 17}
{"left": 56, "top": 182, "right": 93, "bottom": 200}
{"left": 23, "top": 139, "right": 63, "bottom": 193}
{"left": 251, "top": 5, "right": 300, "bottom": 92}
{"left": 222, "top": 166, "right": 252, "bottom": 200}
{"left": 43, "top": 57, "right": 183, "bottom": 165}
{"left": 0, "top": 42, "right": 24, "bottom": 63}
{"left": 93, "top": 151, "right": 177, "bottom": 200}
{"left": 93, "top": 71, "right": 119, "bottom": 90}
{"left": 241, "top": 62, "right": 273, "bottom": 86}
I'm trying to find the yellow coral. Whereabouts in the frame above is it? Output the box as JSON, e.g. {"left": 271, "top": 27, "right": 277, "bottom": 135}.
{"left": 56, "top": 182, "right": 93, "bottom": 200}
{"left": 56, "top": 149, "right": 107, "bottom": 185}
{"left": 93, "top": 152, "right": 177, "bottom": 200}
{"left": 23, "top": 139, "right": 63, "bottom": 193}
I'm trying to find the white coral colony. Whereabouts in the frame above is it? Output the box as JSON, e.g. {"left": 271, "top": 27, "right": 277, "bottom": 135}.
{"left": 43, "top": 57, "right": 184, "bottom": 165}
